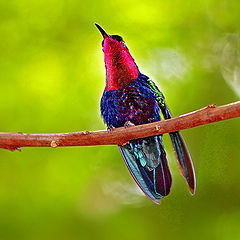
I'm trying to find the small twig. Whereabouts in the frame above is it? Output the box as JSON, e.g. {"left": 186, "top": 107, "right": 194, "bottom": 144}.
{"left": 0, "top": 101, "right": 239, "bottom": 151}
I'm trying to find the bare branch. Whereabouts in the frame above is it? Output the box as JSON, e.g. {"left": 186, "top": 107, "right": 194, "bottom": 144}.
{"left": 0, "top": 101, "right": 239, "bottom": 151}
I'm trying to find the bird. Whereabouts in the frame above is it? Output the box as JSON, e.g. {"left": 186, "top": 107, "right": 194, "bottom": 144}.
{"left": 95, "top": 23, "right": 196, "bottom": 204}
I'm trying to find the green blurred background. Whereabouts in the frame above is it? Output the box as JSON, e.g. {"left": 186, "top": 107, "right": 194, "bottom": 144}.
{"left": 0, "top": 0, "right": 240, "bottom": 239}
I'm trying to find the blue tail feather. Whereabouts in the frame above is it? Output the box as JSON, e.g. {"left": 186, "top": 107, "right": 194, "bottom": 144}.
{"left": 119, "top": 136, "right": 172, "bottom": 203}
{"left": 169, "top": 132, "right": 196, "bottom": 194}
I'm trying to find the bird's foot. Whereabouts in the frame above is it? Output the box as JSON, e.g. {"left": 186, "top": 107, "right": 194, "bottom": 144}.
{"left": 124, "top": 121, "right": 135, "bottom": 128}
{"left": 107, "top": 125, "right": 115, "bottom": 132}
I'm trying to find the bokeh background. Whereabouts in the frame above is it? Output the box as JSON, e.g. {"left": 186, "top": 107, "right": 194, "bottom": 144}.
{"left": 0, "top": 0, "right": 240, "bottom": 239}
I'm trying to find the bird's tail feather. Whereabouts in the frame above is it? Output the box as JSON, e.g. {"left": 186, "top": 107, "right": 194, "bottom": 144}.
{"left": 119, "top": 136, "right": 172, "bottom": 203}
{"left": 169, "top": 131, "right": 196, "bottom": 194}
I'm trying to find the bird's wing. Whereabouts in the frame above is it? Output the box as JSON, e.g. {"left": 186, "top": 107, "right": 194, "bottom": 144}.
{"left": 146, "top": 79, "right": 196, "bottom": 194}
{"left": 119, "top": 135, "right": 172, "bottom": 204}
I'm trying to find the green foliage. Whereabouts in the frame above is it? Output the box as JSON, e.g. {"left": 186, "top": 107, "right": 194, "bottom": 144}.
{"left": 0, "top": 0, "right": 240, "bottom": 239}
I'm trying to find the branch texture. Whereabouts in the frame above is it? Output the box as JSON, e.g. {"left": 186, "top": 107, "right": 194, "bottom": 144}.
{"left": 0, "top": 101, "right": 239, "bottom": 151}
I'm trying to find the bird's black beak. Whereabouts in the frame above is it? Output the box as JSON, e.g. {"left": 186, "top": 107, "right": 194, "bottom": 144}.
{"left": 95, "top": 23, "right": 109, "bottom": 39}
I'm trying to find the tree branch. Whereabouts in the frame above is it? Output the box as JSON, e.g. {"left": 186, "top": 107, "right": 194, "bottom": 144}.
{"left": 0, "top": 101, "right": 239, "bottom": 151}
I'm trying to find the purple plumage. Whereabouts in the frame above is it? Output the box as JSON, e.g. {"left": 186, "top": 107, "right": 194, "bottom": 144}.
{"left": 101, "top": 74, "right": 160, "bottom": 127}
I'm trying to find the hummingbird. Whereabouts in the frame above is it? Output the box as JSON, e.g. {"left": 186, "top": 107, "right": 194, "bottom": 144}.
{"left": 95, "top": 23, "right": 196, "bottom": 204}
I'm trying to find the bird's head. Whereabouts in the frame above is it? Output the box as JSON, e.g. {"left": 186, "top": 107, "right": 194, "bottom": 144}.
{"left": 95, "top": 23, "right": 139, "bottom": 90}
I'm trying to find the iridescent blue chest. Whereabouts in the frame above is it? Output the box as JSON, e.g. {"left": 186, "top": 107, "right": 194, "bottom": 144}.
{"left": 101, "top": 76, "right": 161, "bottom": 128}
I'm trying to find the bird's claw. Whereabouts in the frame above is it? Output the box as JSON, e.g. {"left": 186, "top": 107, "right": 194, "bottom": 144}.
{"left": 124, "top": 121, "right": 135, "bottom": 128}
{"left": 107, "top": 125, "right": 115, "bottom": 132}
